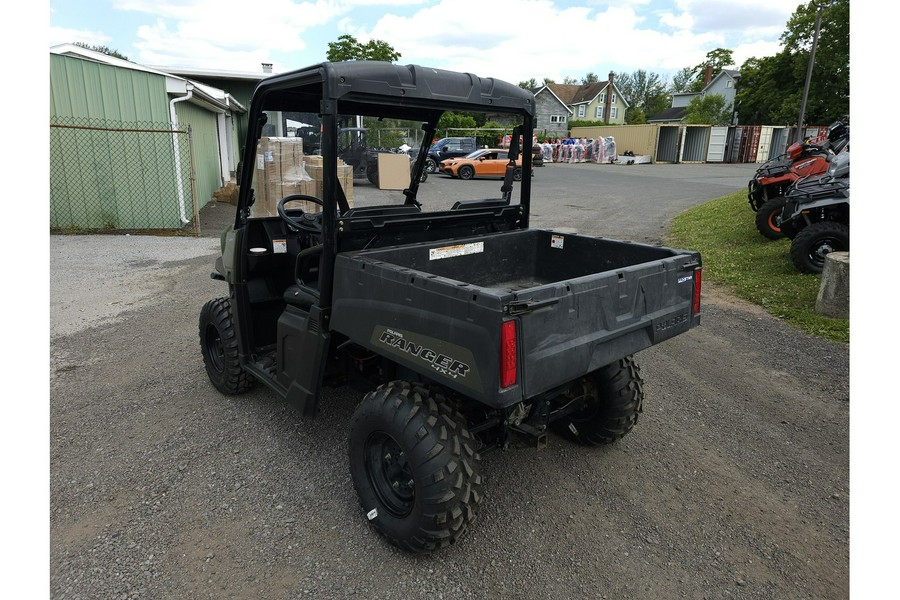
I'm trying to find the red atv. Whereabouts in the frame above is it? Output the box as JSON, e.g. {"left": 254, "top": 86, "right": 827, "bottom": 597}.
{"left": 748, "top": 119, "right": 848, "bottom": 240}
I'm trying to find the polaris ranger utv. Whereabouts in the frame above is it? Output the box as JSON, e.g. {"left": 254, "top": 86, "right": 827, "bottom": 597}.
{"left": 199, "top": 61, "right": 702, "bottom": 553}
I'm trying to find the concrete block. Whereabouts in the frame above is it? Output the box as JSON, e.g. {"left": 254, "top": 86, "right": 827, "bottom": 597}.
{"left": 815, "top": 251, "right": 849, "bottom": 319}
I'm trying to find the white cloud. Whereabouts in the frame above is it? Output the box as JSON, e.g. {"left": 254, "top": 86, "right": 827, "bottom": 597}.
{"left": 49, "top": 26, "right": 112, "bottom": 48}
{"left": 353, "top": 0, "right": 738, "bottom": 82}
{"left": 117, "top": 0, "right": 345, "bottom": 69}
{"left": 664, "top": 0, "right": 792, "bottom": 34}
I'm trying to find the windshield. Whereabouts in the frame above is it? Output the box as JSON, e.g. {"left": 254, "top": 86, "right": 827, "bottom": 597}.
{"left": 247, "top": 107, "right": 528, "bottom": 219}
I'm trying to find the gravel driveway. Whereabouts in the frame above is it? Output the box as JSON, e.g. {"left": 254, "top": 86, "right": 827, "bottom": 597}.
{"left": 49, "top": 163, "right": 849, "bottom": 599}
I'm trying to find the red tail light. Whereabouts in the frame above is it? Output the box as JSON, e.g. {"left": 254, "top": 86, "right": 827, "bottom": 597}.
{"left": 693, "top": 268, "right": 702, "bottom": 316}
{"left": 500, "top": 320, "right": 517, "bottom": 388}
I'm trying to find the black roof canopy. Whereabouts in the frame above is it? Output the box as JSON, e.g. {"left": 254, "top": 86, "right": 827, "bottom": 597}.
{"left": 251, "top": 61, "right": 535, "bottom": 120}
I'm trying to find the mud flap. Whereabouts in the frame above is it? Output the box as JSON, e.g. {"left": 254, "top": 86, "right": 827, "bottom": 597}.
{"left": 276, "top": 304, "right": 330, "bottom": 417}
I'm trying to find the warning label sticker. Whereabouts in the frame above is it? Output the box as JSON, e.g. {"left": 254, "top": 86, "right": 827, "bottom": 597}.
{"left": 551, "top": 235, "right": 565, "bottom": 249}
{"left": 429, "top": 242, "right": 484, "bottom": 261}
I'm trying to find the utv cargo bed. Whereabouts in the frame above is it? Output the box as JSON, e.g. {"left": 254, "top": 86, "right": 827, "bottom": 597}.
{"left": 332, "top": 228, "right": 701, "bottom": 408}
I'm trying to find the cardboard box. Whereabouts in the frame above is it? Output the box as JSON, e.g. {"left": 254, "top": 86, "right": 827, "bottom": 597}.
{"left": 252, "top": 137, "right": 309, "bottom": 217}
{"left": 376, "top": 153, "right": 410, "bottom": 190}
{"left": 250, "top": 146, "right": 353, "bottom": 216}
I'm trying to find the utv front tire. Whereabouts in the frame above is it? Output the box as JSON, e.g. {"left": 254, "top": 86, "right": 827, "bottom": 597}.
{"left": 552, "top": 356, "right": 644, "bottom": 446}
{"left": 349, "top": 381, "right": 483, "bottom": 553}
{"left": 199, "top": 298, "right": 256, "bottom": 395}
{"left": 790, "top": 221, "right": 849, "bottom": 274}
{"left": 755, "top": 197, "right": 786, "bottom": 240}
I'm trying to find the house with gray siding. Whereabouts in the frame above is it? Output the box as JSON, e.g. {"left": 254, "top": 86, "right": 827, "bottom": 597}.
{"left": 650, "top": 68, "right": 740, "bottom": 124}
{"left": 533, "top": 72, "right": 630, "bottom": 138}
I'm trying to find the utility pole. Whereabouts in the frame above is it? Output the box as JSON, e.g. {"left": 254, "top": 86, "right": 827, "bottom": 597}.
{"left": 795, "top": 2, "right": 826, "bottom": 143}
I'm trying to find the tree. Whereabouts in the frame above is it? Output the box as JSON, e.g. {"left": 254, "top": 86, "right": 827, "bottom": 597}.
{"left": 683, "top": 94, "right": 732, "bottom": 125}
{"left": 562, "top": 76, "right": 578, "bottom": 85}
{"left": 734, "top": 0, "right": 848, "bottom": 125}
{"left": 625, "top": 107, "right": 647, "bottom": 125}
{"left": 617, "top": 70, "right": 670, "bottom": 118}
{"left": 670, "top": 67, "right": 695, "bottom": 94}
{"left": 518, "top": 78, "right": 538, "bottom": 90}
{"left": 436, "top": 111, "right": 478, "bottom": 135}
{"left": 73, "top": 42, "right": 128, "bottom": 61}
{"left": 326, "top": 34, "right": 400, "bottom": 63}
{"left": 687, "top": 48, "right": 735, "bottom": 92}
{"left": 581, "top": 72, "right": 599, "bottom": 84}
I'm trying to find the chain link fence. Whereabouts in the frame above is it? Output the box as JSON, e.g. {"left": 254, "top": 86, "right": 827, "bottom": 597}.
{"left": 50, "top": 116, "right": 199, "bottom": 234}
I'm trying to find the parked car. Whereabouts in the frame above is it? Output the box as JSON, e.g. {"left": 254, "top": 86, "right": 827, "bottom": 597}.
{"left": 424, "top": 136, "right": 477, "bottom": 173}
{"left": 440, "top": 148, "right": 526, "bottom": 180}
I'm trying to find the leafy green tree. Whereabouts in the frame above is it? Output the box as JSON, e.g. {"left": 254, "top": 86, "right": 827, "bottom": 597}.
{"left": 617, "top": 70, "right": 670, "bottom": 117}
{"left": 562, "top": 76, "right": 578, "bottom": 85}
{"left": 436, "top": 112, "right": 478, "bottom": 137}
{"left": 518, "top": 78, "right": 538, "bottom": 90}
{"left": 326, "top": 34, "right": 401, "bottom": 62}
{"left": 683, "top": 94, "right": 733, "bottom": 125}
{"left": 581, "top": 72, "right": 599, "bottom": 84}
{"left": 734, "top": 0, "right": 848, "bottom": 125}
{"left": 625, "top": 106, "right": 647, "bottom": 125}
{"left": 686, "top": 48, "right": 735, "bottom": 92}
{"left": 73, "top": 42, "right": 128, "bottom": 61}
{"left": 670, "top": 67, "right": 695, "bottom": 94}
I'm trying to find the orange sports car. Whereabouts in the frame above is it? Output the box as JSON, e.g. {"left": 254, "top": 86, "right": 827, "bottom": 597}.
{"left": 439, "top": 148, "right": 526, "bottom": 180}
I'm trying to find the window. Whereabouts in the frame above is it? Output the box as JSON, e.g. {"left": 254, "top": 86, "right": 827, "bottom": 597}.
{"left": 726, "top": 80, "right": 734, "bottom": 88}
{"left": 611, "top": 94, "right": 617, "bottom": 104}
{"left": 595, "top": 106, "right": 603, "bottom": 119}
{"left": 610, "top": 107, "right": 618, "bottom": 119}
{"left": 577, "top": 105, "right": 585, "bottom": 118}
{"left": 550, "top": 115, "right": 567, "bottom": 123}
{"left": 599, "top": 93, "right": 605, "bottom": 103}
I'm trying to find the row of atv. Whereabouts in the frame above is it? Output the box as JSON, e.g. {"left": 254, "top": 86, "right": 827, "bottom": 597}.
{"left": 747, "top": 119, "right": 849, "bottom": 274}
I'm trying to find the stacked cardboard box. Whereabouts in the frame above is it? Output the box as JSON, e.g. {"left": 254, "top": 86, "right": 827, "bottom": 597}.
{"left": 302, "top": 155, "right": 354, "bottom": 206}
{"left": 250, "top": 139, "right": 354, "bottom": 218}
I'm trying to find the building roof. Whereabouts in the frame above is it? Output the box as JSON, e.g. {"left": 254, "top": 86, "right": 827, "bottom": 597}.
{"left": 533, "top": 85, "right": 574, "bottom": 114}
{"left": 148, "top": 65, "right": 275, "bottom": 83}
{"left": 648, "top": 107, "right": 687, "bottom": 123}
{"left": 50, "top": 44, "right": 245, "bottom": 113}
{"left": 542, "top": 81, "right": 630, "bottom": 109}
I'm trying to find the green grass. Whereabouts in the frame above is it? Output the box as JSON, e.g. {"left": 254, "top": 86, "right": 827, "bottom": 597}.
{"left": 668, "top": 191, "right": 849, "bottom": 344}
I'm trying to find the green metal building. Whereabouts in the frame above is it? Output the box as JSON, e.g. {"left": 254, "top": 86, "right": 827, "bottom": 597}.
{"left": 49, "top": 44, "right": 246, "bottom": 231}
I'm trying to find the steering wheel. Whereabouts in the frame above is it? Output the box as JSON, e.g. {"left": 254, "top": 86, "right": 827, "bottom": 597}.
{"left": 277, "top": 194, "right": 325, "bottom": 232}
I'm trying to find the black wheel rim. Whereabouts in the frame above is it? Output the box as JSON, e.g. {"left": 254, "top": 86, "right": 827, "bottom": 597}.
{"left": 364, "top": 432, "right": 415, "bottom": 517}
{"left": 809, "top": 236, "right": 842, "bottom": 267}
{"left": 204, "top": 324, "right": 225, "bottom": 373}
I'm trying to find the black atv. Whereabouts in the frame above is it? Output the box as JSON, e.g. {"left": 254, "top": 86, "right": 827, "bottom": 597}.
{"left": 779, "top": 152, "right": 849, "bottom": 274}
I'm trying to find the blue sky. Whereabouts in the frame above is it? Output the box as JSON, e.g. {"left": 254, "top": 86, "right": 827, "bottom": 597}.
{"left": 49, "top": 0, "right": 798, "bottom": 83}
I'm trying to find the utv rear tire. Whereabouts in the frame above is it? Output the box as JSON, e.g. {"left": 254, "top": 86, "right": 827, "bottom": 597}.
{"left": 755, "top": 197, "right": 786, "bottom": 240}
{"left": 199, "top": 298, "right": 256, "bottom": 395}
{"left": 349, "top": 381, "right": 483, "bottom": 553}
{"left": 552, "top": 356, "right": 644, "bottom": 446}
{"left": 789, "top": 222, "right": 849, "bottom": 274}
{"left": 458, "top": 165, "right": 475, "bottom": 180}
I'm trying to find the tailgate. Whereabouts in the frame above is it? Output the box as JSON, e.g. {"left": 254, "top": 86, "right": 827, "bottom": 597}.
{"left": 514, "top": 253, "right": 700, "bottom": 399}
